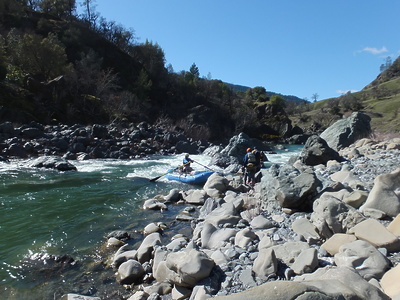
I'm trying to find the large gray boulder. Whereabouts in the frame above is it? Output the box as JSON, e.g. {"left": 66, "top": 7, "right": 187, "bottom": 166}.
{"left": 310, "top": 191, "right": 365, "bottom": 239}
{"left": 298, "top": 135, "right": 343, "bottom": 166}
{"left": 320, "top": 112, "right": 371, "bottom": 151}
{"left": 260, "top": 164, "right": 322, "bottom": 211}
{"left": 220, "top": 132, "right": 268, "bottom": 161}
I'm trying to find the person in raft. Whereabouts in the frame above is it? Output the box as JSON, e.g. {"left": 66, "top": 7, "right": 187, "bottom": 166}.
{"left": 182, "top": 153, "right": 194, "bottom": 173}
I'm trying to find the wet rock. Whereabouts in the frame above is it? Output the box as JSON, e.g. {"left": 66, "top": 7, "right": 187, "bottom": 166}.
{"left": 183, "top": 189, "right": 208, "bottom": 205}
{"left": 136, "top": 232, "right": 162, "bottom": 263}
{"left": 24, "top": 156, "right": 77, "bottom": 171}
{"left": 143, "top": 199, "right": 167, "bottom": 211}
{"left": 117, "top": 260, "right": 145, "bottom": 285}
{"left": 61, "top": 294, "right": 100, "bottom": 300}
{"left": 112, "top": 244, "right": 137, "bottom": 268}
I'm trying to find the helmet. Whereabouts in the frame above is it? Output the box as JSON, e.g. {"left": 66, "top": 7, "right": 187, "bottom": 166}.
{"left": 246, "top": 148, "right": 252, "bottom": 152}
{"left": 185, "top": 153, "right": 189, "bottom": 157}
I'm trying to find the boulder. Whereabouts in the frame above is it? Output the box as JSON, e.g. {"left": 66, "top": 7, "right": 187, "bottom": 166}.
{"left": 270, "top": 241, "right": 310, "bottom": 266}
{"left": 117, "top": 260, "right": 145, "bottom": 285}
{"left": 220, "top": 132, "right": 254, "bottom": 160}
{"left": 348, "top": 218, "right": 400, "bottom": 252}
{"left": 360, "top": 168, "right": 400, "bottom": 218}
{"left": 142, "top": 282, "right": 172, "bottom": 295}
{"left": 380, "top": 263, "right": 400, "bottom": 299}
{"left": 310, "top": 192, "right": 365, "bottom": 239}
{"left": 21, "top": 127, "right": 44, "bottom": 139}
{"left": 291, "top": 217, "right": 320, "bottom": 243}
{"left": 321, "top": 233, "right": 357, "bottom": 256}
{"left": 142, "top": 199, "right": 167, "bottom": 211}
{"left": 250, "top": 215, "right": 274, "bottom": 229}
{"left": 136, "top": 232, "right": 162, "bottom": 263}
{"left": 320, "top": 111, "right": 372, "bottom": 151}
{"left": 343, "top": 190, "right": 369, "bottom": 208}
{"left": 112, "top": 244, "right": 138, "bottom": 268}
{"left": 183, "top": 189, "right": 208, "bottom": 205}
{"left": 204, "top": 200, "right": 243, "bottom": 227}
{"left": 297, "top": 135, "right": 343, "bottom": 166}
{"left": 143, "top": 222, "right": 162, "bottom": 235}
{"left": 91, "top": 124, "right": 109, "bottom": 139}
{"left": 275, "top": 166, "right": 321, "bottom": 210}
{"left": 203, "top": 173, "right": 229, "bottom": 198}
{"left": 201, "top": 222, "right": 237, "bottom": 250}
{"left": 212, "top": 266, "right": 389, "bottom": 300}
{"left": 165, "top": 249, "right": 215, "bottom": 288}
{"left": 291, "top": 247, "right": 318, "bottom": 275}
{"left": 334, "top": 240, "right": 390, "bottom": 279}
{"left": 127, "top": 291, "right": 149, "bottom": 300}
{"left": 234, "top": 228, "right": 259, "bottom": 249}
{"left": 164, "top": 188, "right": 182, "bottom": 202}
{"left": 171, "top": 285, "right": 192, "bottom": 300}
{"left": 252, "top": 248, "right": 277, "bottom": 280}
{"left": 387, "top": 214, "right": 400, "bottom": 236}
{"left": 24, "top": 156, "right": 77, "bottom": 171}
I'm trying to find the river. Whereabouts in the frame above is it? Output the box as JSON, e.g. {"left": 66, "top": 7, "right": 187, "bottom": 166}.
{"left": 0, "top": 145, "right": 302, "bottom": 299}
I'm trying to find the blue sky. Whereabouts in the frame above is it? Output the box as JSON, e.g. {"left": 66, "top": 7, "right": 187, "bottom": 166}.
{"left": 87, "top": 1, "right": 400, "bottom": 101}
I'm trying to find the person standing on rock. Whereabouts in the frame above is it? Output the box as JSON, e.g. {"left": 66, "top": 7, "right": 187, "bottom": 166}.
{"left": 252, "top": 147, "right": 262, "bottom": 172}
{"left": 243, "top": 148, "right": 257, "bottom": 185}
{"left": 182, "top": 153, "right": 194, "bottom": 173}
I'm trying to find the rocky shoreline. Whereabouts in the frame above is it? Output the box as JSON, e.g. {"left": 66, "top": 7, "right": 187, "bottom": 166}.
{"left": 0, "top": 121, "right": 217, "bottom": 163}
{"left": 80, "top": 113, "right": 398, "bottom": 300}
{"left": 4, "top": 112, "right": 400, "bottom": 300}
{"left": 84, "top": 135, "right": 400, "bottom": 300}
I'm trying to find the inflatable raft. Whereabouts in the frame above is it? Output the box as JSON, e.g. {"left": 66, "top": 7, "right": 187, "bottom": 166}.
{"left": 165, "top": 169, "right": 214, "bottom": 184}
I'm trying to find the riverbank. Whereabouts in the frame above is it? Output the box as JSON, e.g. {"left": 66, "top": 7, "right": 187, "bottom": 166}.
{"left": 81, "top": 136, "right": 400, "bottom": 300}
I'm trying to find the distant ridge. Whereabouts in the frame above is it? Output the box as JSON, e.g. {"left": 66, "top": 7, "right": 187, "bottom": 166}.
{"left": 226, "top": 83, "right": 306, "bottom": 104}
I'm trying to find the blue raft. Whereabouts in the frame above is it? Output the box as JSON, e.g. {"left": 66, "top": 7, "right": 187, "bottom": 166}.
{"left": 165, "top": 169, "right": 214, "bottom": 184}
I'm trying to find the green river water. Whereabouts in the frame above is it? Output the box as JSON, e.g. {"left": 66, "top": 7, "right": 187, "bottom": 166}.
{"left": 0, "top": 147, "right": 301, "bottom": 299}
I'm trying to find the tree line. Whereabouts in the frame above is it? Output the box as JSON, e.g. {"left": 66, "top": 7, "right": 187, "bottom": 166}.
{"left": 6, "top": 0, "right": 375, "bottom": 141}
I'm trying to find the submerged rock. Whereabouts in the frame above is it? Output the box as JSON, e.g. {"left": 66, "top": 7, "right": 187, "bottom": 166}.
{"left": 24, "top": 156, "right": 77, "bottom": 171}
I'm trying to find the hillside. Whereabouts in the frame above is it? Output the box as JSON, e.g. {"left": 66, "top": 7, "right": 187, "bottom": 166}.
{"left": 0, "top": 4, "right": 305, "bottom": 143}
{"left": 1, "top": 3, "right": 399, "bottom": 143}
{"left": 288, "top": 55, "right": 400, "bottom": 137}
{"left": 226, "top": 83, "right": 305, "bottom": 104}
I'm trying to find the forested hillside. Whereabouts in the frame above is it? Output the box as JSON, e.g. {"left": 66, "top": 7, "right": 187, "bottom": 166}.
{"left": 0, "top": 0, "right": 311, "bottom": 142}
{"left": 0, "top": 0, "right": 398, "bottom": 143}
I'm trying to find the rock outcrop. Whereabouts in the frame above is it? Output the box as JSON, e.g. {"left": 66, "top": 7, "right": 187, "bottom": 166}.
{"left": 320, "top": 112, "right": 372, "bottom": 151}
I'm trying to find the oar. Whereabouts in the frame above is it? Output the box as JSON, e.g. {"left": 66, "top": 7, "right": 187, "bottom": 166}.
{"left": 193, "top": 160, "right": 214, "bottom": 171}
{"left": 149, "top": 162, "right": 189, "bottom": 182}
